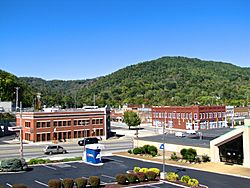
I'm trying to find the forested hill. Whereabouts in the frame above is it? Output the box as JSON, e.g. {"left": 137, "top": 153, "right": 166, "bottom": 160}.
{"left": 76, "top": 56, "right": 250, "bottom": 107}
{"left": 1, "top": 56, "right": 250, "bottom": 108}
{"left": 0, "top": 70, "right": 35, "bottom": 107}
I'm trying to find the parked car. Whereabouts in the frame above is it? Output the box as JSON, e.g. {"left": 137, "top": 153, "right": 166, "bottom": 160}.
{"left": 78, "top": 137, "right": 99, "bottom": 146}
{"left": 186, "top": 130, "right": 197, "bottom": 135}
{"left": 43, "top": 145, "right": 67, "bottom": 155}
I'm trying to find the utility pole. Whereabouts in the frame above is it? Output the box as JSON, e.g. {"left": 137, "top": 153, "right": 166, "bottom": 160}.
{"left": 15, "top": 87, "right": 19, "bottom": 111}
{"left": 93, "top": 94, "right": 96, "bottom": 106}
{"left": 160, "top": 112, "right": 167, "bottom": 179}
{"left": 19, "top": 101, "right": 23, "bottom": 158}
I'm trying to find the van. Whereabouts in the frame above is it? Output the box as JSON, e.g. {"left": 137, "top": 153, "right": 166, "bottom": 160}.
{"left": 175, "top": 132, "right": 185, "bottom": 137}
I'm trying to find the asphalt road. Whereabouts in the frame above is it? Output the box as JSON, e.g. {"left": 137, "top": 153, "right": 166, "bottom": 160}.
{"left": 0, "top": 156, "right": 249, "bottom": 188}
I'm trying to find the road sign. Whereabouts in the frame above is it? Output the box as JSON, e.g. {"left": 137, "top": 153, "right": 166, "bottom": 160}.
{"left": 159, "top": 144, "right": 164, "bottom": 150}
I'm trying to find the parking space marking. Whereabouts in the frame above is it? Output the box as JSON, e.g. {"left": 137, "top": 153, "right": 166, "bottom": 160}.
{"left": 101, "top": 174, "right": 116, "bottom": 179}
{"left": 71, "top": 165, "right": 77, "bottom": 168}
{"left": 35, "top": 180, "right": 48, "bottom": 187}
{"left": 6, "top": 183, "right": 12, "bottom": 187}
{"left": 43, "top": 165, "right": 57, "bottom": 170}
{"left": 127, "top": 182, "right": 164, "bottom": 188}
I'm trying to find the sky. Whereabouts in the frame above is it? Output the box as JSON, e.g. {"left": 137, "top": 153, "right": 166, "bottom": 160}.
{"left": 0, "top": 0, "right": 250, "bottom": 80}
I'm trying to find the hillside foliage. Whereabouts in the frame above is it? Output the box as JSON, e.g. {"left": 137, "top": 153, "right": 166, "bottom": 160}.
{"left": 1, "top": 57, "right": 250, "bottom": 107}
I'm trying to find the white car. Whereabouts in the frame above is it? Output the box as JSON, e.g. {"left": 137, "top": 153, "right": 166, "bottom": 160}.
{"left": 186, "top": 130, "right": 197, "bottom": 135}
{"left": 175, "top": 132, "right": 185, "bottom": 137}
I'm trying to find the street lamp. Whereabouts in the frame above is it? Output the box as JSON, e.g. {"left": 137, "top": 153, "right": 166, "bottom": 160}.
{"left": 15, "top": 87, "right": 19, "bottom": 112}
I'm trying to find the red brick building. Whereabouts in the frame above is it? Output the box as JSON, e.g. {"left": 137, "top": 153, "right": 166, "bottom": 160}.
{"left": 16, "top": 107, "right": 111, "bottom": 142}
{"left": 152, "top": 106, "right": 226, "bottom": 130}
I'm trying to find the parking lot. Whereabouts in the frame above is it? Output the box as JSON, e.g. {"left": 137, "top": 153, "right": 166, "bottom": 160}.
{"left": 1, "top": 156, "right": 250, "bottom": 187}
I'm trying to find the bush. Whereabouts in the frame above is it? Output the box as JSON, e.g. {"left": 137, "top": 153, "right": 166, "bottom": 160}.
{"left": 88, "top": 176, "right": 100, "bottom": 187}
{"left": 75, "top": 177, "right": 87, "bottom": 188}
{"left": 0, "top": 158, "right": 25, "bottom": 172}
{"left": 180, "top": 148, "right": 197, "bottom": 162}
{"left": 115, "top": 174, "right": 128, "bottom": 185}
{"left": 145, "top": 171, "right": 157, "bottom": 181}
{"left": 128, "top": 149, "right": 132, "bottom": 154}
{"left": 188, "top": 178, "right": 199, "bottom": 187}
{"left": 48, "top": 179, "right": 61, "bottom": 188}
{"left": 139, "top": 168, "right": 148, "bottom": 173}
{"left": 12, "top": 184, "right": 27, "bottom": 188}
{"left": 133, "top": 166, "right": 140, "bottom": 173}
{"left": 148, "top": 168, "right": 160, "bottom": 176}
{"left": 62, "top": 178, "right": 74, "bottom": 188}
{"left": 202, "top": 154, "right": 210, "bottom": 162}
{"left": 180, "top": 175, "right": 190, "bottom": 184}
{"left": 148, "top": 145, "right": 158, "bottom": 156}
{"left": 126, "top": 173, "right": 138, "bottom": 183}
{"left": 142, "top": 144, "right": 150, "bottom": 154}
{"left": 136, "top": 172, "right": 146, "bottom": 182}
{"left": 133, "top": 147, "right": 143, "bottom": 155}
{"left": 166, "top": 172, "right": 179, "bottom": 181}
{"left": 171, "top": 152, "right": 178, "bottom": 161}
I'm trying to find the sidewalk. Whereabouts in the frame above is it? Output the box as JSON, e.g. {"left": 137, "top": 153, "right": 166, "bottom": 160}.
{"left": 113, "top": 152, "right": 250, "bottom": 179}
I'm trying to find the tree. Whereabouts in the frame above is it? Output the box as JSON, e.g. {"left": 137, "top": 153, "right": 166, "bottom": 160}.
{"left": 123, "top": 111, "right": 141, "bottom": 130}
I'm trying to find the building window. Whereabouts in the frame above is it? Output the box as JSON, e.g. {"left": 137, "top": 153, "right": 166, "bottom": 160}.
{"left": 42, "top": 122, "right": 46, "bottom": 127}
{"left": 47, "top": 122, "right": 50, "bottom": 127}
{"left": 58, "top": 121, "right": 62, "bottom": 126}
{"left": 25, "top": 122, "right": 30, "bottom": 128}
{"left": 173, "top": 113, "right": 176, "bottom": 119}
{"left": 47, "top": 133, "right": 51, "bottom": 141}
{"left": 25, "top": 133, "right": 30, "bottom": 141}
{"left": 200, "top": 113, "right": 203, "bottom": 119}
{"left": 37, "top": 134, "right": 41, "bottom": 142}
{"left": 189, "top": 113, "right": 192, "bottom": 119}
{"left": 194, "top": 113, "right": 197, "bottom": 120}
{"left": 100, "top": 129, "right": 103, "bottom": 136}
{"left": 53, "top": 121, "right": 57, "bottom": 127}
{"left": 214, "top": 112, "right": 217, "bottom": 118}
{"left": 218, "top": 112, "right": 222, "bottom": 118}
{"left": 186, "top": 113, "right": 189, "bottom": 119}
{"left": 68, "top": 121, "right": 71, "bottom": 126}
{"left": 63, "top": 121, "right": 66, "bottom": 126}
{"left": 36, "top": 122, "right": 41, "bottom": 128}
{"left": 74, "top": 120, "right": 77, "bottom": 126}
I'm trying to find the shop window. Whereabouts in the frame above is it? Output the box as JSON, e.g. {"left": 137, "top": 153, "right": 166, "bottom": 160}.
{"left": 37, "top": 134, "right": 41, "bottom": 142}
{"left": 47, "top": 133, "right": 51, "bottom": 141}
{"left": 100, "top": 129, "right": 103, "bottom": 136}
{"left": 68, "top": 132, "right": 71, "bottom": 139}
{"left": 74, "top": 131, "right": 77, "bottom": 138}
{"left": 42, "top": 134, "right": 46, "bottom": 141}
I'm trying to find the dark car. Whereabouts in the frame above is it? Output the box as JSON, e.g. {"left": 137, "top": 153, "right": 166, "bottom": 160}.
{"left": 78, "top": 137, "right": 99, "bottom": 146}
{"left": 43, "top": 145, "right": 67, "bottom": 155}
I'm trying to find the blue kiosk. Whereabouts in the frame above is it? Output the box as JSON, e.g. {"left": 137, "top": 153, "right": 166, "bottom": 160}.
{"left": 83, "top": 144, "right": 105, "bottom": 166}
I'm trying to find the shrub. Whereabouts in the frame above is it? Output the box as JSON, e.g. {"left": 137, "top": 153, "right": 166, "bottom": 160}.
{"left": 142, "top": 144, "right": 150, "bottom": 154}
{"left": 148, "top": 145, "right": 158, "bottom": 156}
{"left": 128, "top": 149, "right": 132, "bottom": 154}
{"left": 0, "top": 158, "right": 24, "bottom": 172}
{"left": 171, "top": 152, "right": 178, "bottom": 161}
{"left": 145, "top": 171, "right": 157, "bottom": 181}
{"left": 62, "top": 178, "right": 74, "bottom": 188}
{"left": 48, "top": 179, "right": 61, "bottom": 188}
{"left": 133, "top": 166, "right": 140, "bottom": 173}
{"left": 115, "top": 174, "right": 128, "bottom": 185}
{"left": 188, "top": 178, "right": 199, "bottom": 187}
{"left": 126, "top": 173, "right": 138, "bottom": 183}
{"left": 136, "top": 172, "right": 146, "bottom": 182}
{"left": 180, "top": 148, "right": 197, "bottom": 162}
{"left": 202, "top": 154, "right": 210, "bottom": 162}
{"left": 75, "top": 177, "right": 87, "bottom": 188}
{"left": 166, "top": 172, "right": 179, "bottom": 181}
{"left": 148, "top": 168, "right": 160, "bottom": 176}
{"left": 180, "top": 175, "right": 191, "bottom": 184}
{"left": 12, "top": 184, "right": 27, "bottom": 188}
{"left": 88, "top": 176, "right": 100, "bottom": 187}
{"left": 139, "top": 168, "right": 148, "bottom": 173}
{"left": 133, "top": 147, "right": 143, "bottom": 155}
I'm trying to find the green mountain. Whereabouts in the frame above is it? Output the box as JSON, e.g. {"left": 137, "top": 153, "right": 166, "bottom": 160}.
{"left": 2, "top": 56, "right": 250, "bottom": 107}
{"left": 76, "top": 56, "right": 250, "bottom": 107}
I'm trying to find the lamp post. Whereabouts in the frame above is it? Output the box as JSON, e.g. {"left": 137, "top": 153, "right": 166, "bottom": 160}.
{"left": 160, "top": 112, "right": 167, "bottom": 179}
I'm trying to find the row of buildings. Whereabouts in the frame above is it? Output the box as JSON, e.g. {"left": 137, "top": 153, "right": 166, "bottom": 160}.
{"left": 8, "top": 104, "right": 249, "bottom": 143}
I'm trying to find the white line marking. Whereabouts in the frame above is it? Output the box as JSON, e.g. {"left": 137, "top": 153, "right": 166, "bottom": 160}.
{"left": 126, "top": 181, "right": 163, "bottom": 188}
{"left": 43, "top": 165, "right": 57, "bottom": 170}
{"left": 101, "top": 174, "right": 116, "bottom": 179}
{"left": 6, "top": 183, "right": 12, "bottom": 187}
{"left": 71, "top": 165, "right": 77, "bottom": 168}
{"left": 35, "top": 180, "right": 48, "bottom": 187}
{"left": 160, "top": 180, "right": 189, "bottom": 188}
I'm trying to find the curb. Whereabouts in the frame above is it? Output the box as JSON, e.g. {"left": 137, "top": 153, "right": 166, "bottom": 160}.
{"left": 113, "top": 154, "right": 250, "bottom": 180}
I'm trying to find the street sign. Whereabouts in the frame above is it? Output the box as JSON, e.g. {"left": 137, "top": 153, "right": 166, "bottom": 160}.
{"left": 159, "top": 143, "right": 164, "bottom": 150}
